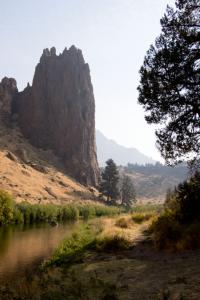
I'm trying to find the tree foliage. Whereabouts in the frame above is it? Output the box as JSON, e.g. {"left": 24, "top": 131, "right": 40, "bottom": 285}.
{"left": 165, "top": 171, "right": 200, "bottom": 223}
{"left": 138, "top": 0, "right": 200, "bottom": 164}
{"left": 121, "top": 175, "right": 136, "bottom": 208}
{"left": 0, "top": 190, "right": 14, "bottom": 225}
{"left": 100, "top": 159, "right": 119, "bottom": 202}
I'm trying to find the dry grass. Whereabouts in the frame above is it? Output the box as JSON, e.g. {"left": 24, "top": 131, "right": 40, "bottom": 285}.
{"left": 115, "top": 217, "right": 133, "bottom": 228}
{"left": 132, "top": 212, "right": 155, "bottom": 224}
{"left": 0, "top": 124, "right": 98, "bottom": 205}
{"left": 93, "top": 215, "right": 148, "bottom": 248}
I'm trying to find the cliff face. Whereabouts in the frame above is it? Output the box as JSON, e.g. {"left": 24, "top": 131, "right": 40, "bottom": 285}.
{"left": 0, "top": 77, "right": 17, "bottom": 124}
{"left": 13, "top": 46, "right": 99, "bottom": 186}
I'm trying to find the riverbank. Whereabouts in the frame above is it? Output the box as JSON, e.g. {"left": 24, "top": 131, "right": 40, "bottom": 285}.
{"left": 0, "top": 189, "right": 121, "bottom": 226}
{"left": 1, "top": 210, "right": 200, "bottom": 300}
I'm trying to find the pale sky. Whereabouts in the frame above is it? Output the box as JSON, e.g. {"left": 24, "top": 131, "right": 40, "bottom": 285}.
{"left": 0, "top": 0, "right": 175, "bottom": 161}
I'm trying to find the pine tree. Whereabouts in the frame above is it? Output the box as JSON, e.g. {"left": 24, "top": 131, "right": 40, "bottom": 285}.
{"left": 121, "top": 175, "right": 136, "bottom": 208}
{"left": 100, "top": 159, "right": 119, "bottom": 202}
{"left": 138, "top": 0, "right": 200, "bottom": 165}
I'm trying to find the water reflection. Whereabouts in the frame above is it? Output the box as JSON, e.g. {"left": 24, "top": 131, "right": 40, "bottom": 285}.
{"left": 0, "top": 222, "right": 79, "bottom": 278}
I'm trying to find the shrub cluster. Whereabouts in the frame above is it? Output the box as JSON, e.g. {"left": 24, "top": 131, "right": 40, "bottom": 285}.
{"left": 150, "top": 172, "right": 200, "bottom": 250}
{"left": 165, "top": 171, "right": 200, "bottom": 223}
{"left": 0, "top": 190, "right": 14, "bottom": 225}
{"left": 0, "top": 190, "right": 120, "bottom": 226}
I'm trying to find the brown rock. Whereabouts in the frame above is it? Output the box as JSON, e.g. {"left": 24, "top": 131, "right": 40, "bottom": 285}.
{"left": 15, "top": 148, "right": 30, "bottom": 164}
{"left": 44, "top": 186, "right": 57, "bottom": 199}
{"left": 15, "top": 46, "right": 99, "bottom": 186}
{"left": 29, "top": 162, "right": 47, "bottom": 174}
{"left": 6, "top": 151, "right": 19, "bottom": 163}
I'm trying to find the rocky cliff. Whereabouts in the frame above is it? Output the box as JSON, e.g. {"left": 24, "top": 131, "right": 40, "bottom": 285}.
{"left": 0, "top": 77, "right": 17, "bottom": 125}
{"left": 13, "top": 46, "right": 99, "bottom": 186}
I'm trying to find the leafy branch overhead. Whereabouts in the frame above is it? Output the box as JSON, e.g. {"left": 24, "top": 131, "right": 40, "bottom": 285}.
{"left": 138, "top": 0, "right": 200, "bottom": 165}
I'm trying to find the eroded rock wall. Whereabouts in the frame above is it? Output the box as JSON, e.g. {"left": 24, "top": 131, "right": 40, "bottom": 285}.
{"left": 0, "top": 77, "right": 17, "bottom": 124}
{"left": 14, "top": 46, "right": 99, "bottom": 186}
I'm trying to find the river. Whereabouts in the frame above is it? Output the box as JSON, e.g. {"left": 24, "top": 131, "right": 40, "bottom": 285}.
{"left": 0, "top": 222, "right": 80, "bottom": 280}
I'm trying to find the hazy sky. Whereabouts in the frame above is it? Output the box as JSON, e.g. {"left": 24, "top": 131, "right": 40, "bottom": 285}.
{"left": 0, "top": 0, "right": 175, "bottom": 161}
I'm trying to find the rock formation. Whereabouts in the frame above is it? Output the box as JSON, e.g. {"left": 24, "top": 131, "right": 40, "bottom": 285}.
{"left": 0, "top": 77, "right": 17, "bottom": 124}
{"left": 13, "top": 46, "right": 99, "bottom": 186}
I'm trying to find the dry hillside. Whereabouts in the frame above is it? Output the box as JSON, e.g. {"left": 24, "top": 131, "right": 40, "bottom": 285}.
{"left": 0, "top": 123, "right": 97, "bottom": 204}
{"left": 120, "top": 164, "right": 188, "bottom": 203}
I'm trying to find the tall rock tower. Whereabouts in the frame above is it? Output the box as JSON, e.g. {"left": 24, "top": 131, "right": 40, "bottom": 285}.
{"left": 0, "top": 77, "right": 17, "bottom": 125}
{"left": 15, "top": 46, "right": 99, "bottom": 186}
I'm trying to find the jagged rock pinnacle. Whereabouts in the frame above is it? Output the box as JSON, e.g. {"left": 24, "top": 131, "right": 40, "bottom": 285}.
{"left": 13, "top": 46, "right": 99, "bottom": 186}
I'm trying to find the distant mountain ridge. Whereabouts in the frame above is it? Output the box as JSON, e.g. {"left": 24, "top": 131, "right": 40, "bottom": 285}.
{"left": 96, "top": 130, "right": 156, "bottom": 167}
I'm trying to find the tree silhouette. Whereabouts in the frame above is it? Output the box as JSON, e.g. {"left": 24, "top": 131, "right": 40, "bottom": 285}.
{"left": 121, "top": 175, "right": 136, "bottom": 208}
{"left": 100, "top": 159, "right": 119, "bottom": 202}
{"left": 138, "top": 0, "right": 200, "bottom": 165}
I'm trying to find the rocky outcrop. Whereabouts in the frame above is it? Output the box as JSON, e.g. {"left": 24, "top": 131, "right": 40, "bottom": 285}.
{"left": 0, "top": 77, "right": 17, "bottom": 124}
{"left": 14, "top": 46, "right": 99, "bottom": 186}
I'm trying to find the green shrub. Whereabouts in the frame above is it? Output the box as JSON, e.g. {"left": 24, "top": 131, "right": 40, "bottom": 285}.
{"left": 47, "top": 224, "right": 96, "bottom": 267}
{"left": 94, "top": 205, "right": 112, "bottom": 217}
{"left": 61, "top": 205, "right": 79, "bottom": 221}
{"left": 79, "top": 205, "right": 96, "bottom": 220}
{"left": 13, "top": 208, "right": 24, "bottom": 224}
{"left": 150, "top": 213, "right": 200, "bottom": 251}
{"left": 165, "top": 172, "right": 200, "bottom": 224}
{"left": 150, "top": 172, "right": 200, "bottom": 251}
{"left": 0, "top": 190, "right": 14, "bottom": 225}
{"left": 150, "top": 213, "right": 182, "bottom": 250}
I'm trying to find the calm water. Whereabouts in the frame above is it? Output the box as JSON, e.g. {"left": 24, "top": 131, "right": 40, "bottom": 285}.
{"left": 0, "top": 222, "right": 79, "bottom": 279}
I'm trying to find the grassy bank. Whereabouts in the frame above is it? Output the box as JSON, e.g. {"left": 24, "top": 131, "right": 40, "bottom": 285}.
{"left": 47, "top": 212, "right": 154, "bottom": 268}
{"left": 0, "top": 189, "right": 121, "bottom": 226}
{"left": 0, "top": 213, "right": 162, "bottom": 300}
{"left": 1, "top": 209, "right": 200, "bottom": 300}
{"left": 44, "top": 204, "right": 161, "bottom": 269}
{"left": 16, "top": 202, "right": 121, "bottom": 225}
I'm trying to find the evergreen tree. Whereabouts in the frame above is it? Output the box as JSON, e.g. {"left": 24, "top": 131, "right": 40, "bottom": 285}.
{"left": 121, "top": 175, "right": 136, "bottom": 208}
{"left": 138, "top": 0, "right": 200, "bottom": 165}
{"left": 100, "top": 159, "right": 119, "bottom": 202}
{"left": 165, "top": 171, "right": 200, "bottom": 223}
